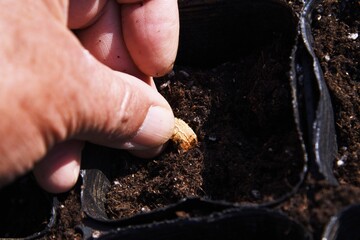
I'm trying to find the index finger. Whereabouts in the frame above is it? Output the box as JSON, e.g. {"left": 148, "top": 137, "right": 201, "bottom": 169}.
{"left": 118, "top": 0, "right": 179, "bottom": 77}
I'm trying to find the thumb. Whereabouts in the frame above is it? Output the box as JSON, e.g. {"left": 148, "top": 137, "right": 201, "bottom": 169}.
{"left": 34, "top": 50, "right": 175, "bottom": 193}
{"left": 70, "top": 50, "right": 175, "bottom": 151}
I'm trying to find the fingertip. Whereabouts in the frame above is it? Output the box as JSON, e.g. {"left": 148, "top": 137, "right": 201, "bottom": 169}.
{"left": 35, "top": 162, "right": 79, "bottom": 194}
{"left": 33, "top": 141, "right": 84, "bottom": 193}
{"left": 120, "top": 106, "right": 175, "bottom": 150}
{"left": 121, "top": 0, "right": 179, "bottom": 77}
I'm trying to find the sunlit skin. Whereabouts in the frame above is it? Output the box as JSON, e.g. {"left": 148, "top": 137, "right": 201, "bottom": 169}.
{"left": 0, "top": 0, "right": 179, "bottom": 193}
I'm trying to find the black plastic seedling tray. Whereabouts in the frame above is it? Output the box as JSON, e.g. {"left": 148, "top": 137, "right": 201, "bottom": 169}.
{"left": 1, "top": 0, "right": 359, "bottom": 239}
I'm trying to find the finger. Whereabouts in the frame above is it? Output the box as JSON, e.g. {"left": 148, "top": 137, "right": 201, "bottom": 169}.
{"left": 76, "top": 0, "right": 148, "bottom": 82}
{"left": 120, "top": 0, "right": 180, "bottom": 77}
{"left": 68, "top": 0, "right": 108, "bottom": 29}
{"left": 33, "top": 140, "right": 84, "bottom": 193}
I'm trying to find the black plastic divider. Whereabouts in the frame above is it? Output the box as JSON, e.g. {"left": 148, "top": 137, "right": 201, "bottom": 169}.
{"left": 322, "top": 204, "right": 360, "bottom": 240}
{"left": 291, "top": 0, "right": 338, "bottom": 185}
{"left": 79, "top": 198, "right": 311, "bottom": 240}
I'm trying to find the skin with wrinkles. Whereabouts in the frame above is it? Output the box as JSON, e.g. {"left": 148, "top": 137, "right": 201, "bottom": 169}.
{"left": 0, "top": 0, "right": 179, "bottom": 193}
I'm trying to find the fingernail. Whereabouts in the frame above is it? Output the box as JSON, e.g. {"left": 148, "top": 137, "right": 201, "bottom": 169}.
{"left": 122, "top": 106, "right": 174, "bottom": 150}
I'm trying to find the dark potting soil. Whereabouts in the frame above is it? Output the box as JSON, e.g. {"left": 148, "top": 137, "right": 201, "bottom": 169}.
{"left": 105, "top": 36, "right": 304, "bottom": 218}
{"left": 0, "top": 1, "right": 359, "bottom": 240}
{"left": 280, "top": 0, "right": 360, "bottom": 239}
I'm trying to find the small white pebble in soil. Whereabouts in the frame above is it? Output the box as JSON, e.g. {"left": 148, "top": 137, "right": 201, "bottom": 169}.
{"left": 159, "top": 80, "right": 171, "bottom": 90}
{"left": 324, "top": 54, "right": 331, "bottom": 61}
{"left": 141, "top": 206, "right": 150, "bottom": 212}
{"left": 337, "top": 160, "right": 345, "bottom": 166}
{"left": 193, "top": 116, "right": 201, "bottom": 124}
{"left": 348, "top": 32, "right": 358, "bottom": 40}
{"left": 92, "top": 230, "right": 101, "bottom": 239}
{"left": 337, "top": 154, "right": 348, "bottom": 167}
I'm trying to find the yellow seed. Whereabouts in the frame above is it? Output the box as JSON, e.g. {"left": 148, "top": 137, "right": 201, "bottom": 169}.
{"left": 171, "top": 118, "right": 198, "bottom": 151}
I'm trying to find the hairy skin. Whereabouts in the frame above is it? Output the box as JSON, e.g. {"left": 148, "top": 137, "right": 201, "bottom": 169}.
{"left": 0, "top": 0, "right": 179, "bottom": 193}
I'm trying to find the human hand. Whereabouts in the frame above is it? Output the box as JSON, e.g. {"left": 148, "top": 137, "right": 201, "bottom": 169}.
{"left": 0, "top": 0, "right": 179, "bottom": 193}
